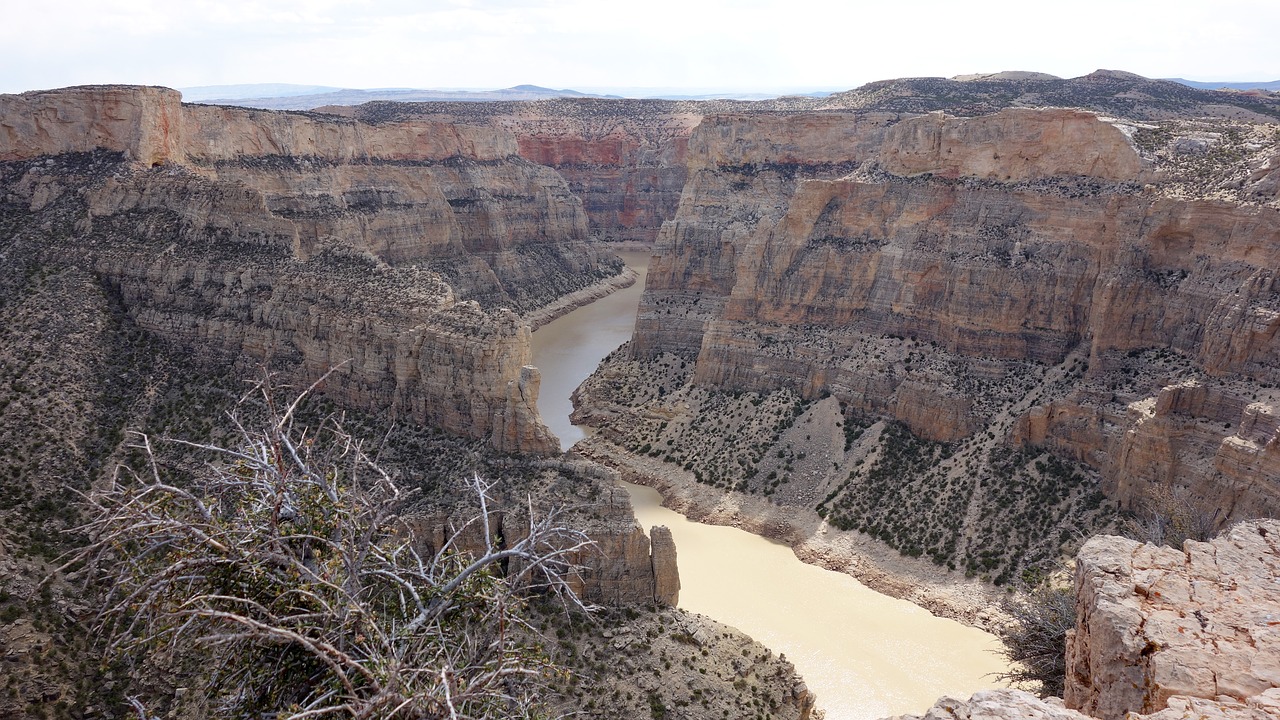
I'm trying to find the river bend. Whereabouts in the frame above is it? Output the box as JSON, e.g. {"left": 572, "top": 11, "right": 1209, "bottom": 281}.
{"left": 530, "top": 251, "right": 1007, "bottom": 720}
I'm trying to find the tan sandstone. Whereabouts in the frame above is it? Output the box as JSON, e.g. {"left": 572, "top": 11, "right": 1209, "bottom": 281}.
{"left": 1065, "top": 521, "right": 1280, "bottom": 720}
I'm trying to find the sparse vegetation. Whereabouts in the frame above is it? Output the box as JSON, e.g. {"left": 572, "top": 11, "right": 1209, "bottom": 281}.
{"left": 1123, "top": 484, "right": 1221, "bottom": 549}
{"left": 994, "top": 584, "right": 1076, "bottom": 697}
{"left": 72, "top": 379, "right": 595, "bottom": 719}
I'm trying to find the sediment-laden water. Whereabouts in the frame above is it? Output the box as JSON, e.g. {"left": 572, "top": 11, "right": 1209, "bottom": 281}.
{"left": 530, "top": 251, "right": 652, "bottom": 451}
{"left": 530, "top": 251, "right": 1008, "bottom": 720}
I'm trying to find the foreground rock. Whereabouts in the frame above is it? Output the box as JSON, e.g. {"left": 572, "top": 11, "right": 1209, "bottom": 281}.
{"left": 887, "top": 690, "right": 1093, "bottom": 720}
{"left": 887, "top": 521, "right": 1280, "bottom": 720}
{"left": 1066, "top": 521, "right": 1280, "bottom": 720}
{"left": 890, "top": 689, "right": 1280, "bottom": 720}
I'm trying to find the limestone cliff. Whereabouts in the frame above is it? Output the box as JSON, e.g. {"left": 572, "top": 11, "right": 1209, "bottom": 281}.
{"left": 3, "top": 85, "right": 615, "bottom": 313}
{"left": 323, "top": 71, "right": 1276, "bottom": 251}
{"left": 634, "top": 107, "right": 1277, "bottom": 510}
{"left": 0, "top": 84, "right": 641, "bottom": 453}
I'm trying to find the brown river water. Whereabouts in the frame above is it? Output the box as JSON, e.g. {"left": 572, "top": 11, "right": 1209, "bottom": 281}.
{"left": 530, "top": 252, "right": 1008, "bottom": 720}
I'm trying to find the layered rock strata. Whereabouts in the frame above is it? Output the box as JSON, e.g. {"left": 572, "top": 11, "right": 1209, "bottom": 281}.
{"left": 624, "top": 105, "right": 1280, "bottom": 525}
{"left": 3, "top": 85, "right": 617, "bottom": 313}
{"left": 1, "top": 84, "right": 636, "bottom": 453}
{"left": 340, "top": 98, "right": 719, "bottom": 246}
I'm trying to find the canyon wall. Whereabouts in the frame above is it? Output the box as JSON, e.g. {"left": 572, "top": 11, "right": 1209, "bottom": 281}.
{"left": 626, "top": 106, "right": 1280, "bottom": 523}
{"left": 3, "top": 85, "right": 614, "bottom": 312}
{"left": 341, "top": 98, "right": 724, "bottom": 246}
{"left": 506, "top": 102, "right": 698, "bottom": 246}
{"left": 0, "top": 84, "right": 635, "bottom": 453}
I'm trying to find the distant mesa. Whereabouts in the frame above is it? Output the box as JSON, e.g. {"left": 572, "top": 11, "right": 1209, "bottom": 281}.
{"left": 507, "top": 84, "right": 587, "bottom": 95}
{"left": 1082, "top": 68, "right": 1150, "bottom": 81}
{"left": 177, "top": 83, "right": 343, "bottom": 102}
{"left": 951, "top": 71, "right": 1063, "bottom": 82}
{"left": 180, "top": 83, "right": 620, "bottom": 111}
{"left": 1166, "top": 77, "right": 1280, "bottom": 92}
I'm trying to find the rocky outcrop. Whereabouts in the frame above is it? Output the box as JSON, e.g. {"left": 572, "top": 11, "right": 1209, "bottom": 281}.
{"left": 0, "top": 85, "right": 637, "bottom": 453}
{"left": 403, "top": 486, "right": 680, "bottom": 607}
{"left": 1065, "top": 522, "right": 1280, "bottom": 720}
{"left": 649, "top": 525, "right": 680, "bottom": 605}
{"left": 887, "top": 690, "right": 1095, "bottom": 720}
{"left": 889, "top": 689, "right": 1280, "bottom": 720}
{"left": 879, "top": 108, "right": 1147, "bottom": 182}
{"left": 1138, "top": 690, "right": 1280, "bottom": 720}
{"left": 1104, "top": 381, "right": 1280, "bottom": 521}
{"left": 0, "top": 85, "right": 185, "bottom": 165}
{"left": 885, "top": 523, "right": 1280, "bottom": 720}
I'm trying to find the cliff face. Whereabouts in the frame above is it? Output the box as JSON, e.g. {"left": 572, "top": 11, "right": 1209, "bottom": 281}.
{"left": 343, "top": 98, "right": 722, "bottom": 246}
{"left": 625, "top": 106, "right": 1280, "bottom": 524}
{"left": 0, "top": 84, "right": 640, "bottom": 453}
{"left": 507, "top": 104, "right": 697, "bottom": 246}
{"left": 3, "top": 85, "right": 611, "bottom": 313}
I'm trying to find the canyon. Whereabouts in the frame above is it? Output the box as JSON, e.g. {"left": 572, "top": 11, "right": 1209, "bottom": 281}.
{"left": 1, "top": 71, "right": 1278, "bottom": 719}
{"left": 0, "top": 84, "right": 628, "bottom": 454}
{"left": 574, "top": 92, "right": 1280, "bottom": 596}
{"left": 0, "top": 85, "right": 755, "bottom": 719}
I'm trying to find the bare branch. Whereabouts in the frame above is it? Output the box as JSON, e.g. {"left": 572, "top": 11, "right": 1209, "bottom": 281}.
{"left": 71, "top": 375, "right": 592, "bottom": 718}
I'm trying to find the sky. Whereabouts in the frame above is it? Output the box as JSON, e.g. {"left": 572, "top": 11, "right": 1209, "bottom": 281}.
{"left": 2, "top": 0, "right": 1278, "bottom": 96}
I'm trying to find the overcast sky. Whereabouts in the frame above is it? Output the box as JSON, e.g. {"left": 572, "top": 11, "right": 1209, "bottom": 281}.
{"left": 3, "top": 0, "right": 1278, "bottom": 95}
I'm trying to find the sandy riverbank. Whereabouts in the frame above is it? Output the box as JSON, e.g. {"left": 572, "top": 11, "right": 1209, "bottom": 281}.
{"left": 523, "top": 266, "right": 638, "bottom": 331}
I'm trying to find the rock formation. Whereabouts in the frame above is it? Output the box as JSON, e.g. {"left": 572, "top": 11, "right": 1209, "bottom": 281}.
{"left": 317, "top": 71, "right": 1280, "bottom": 255}
{"left": 340, "top": 98, "right": 712, "bottom": 247}
{"left": 1066, "top": 521, "right": 1280, "bottom": 720}
{"left": 649, "top": 525, "right": 681, "bottom": 604}
{"left": 887, "top": 690, "right": 1095, "bottom": 720}
{"left": 888, "top": 521, "right": 1280, "bottom": 720}
{"left": 400, "top": 467, "right": 680, "bottom": 607}
{"left": 0, "top": 84, "right": 637, "bottom": 453}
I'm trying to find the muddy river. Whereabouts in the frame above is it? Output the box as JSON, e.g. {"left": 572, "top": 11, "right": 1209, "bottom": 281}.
{"left": 530, "top": 251, "right": 1008, "bottom": 720}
